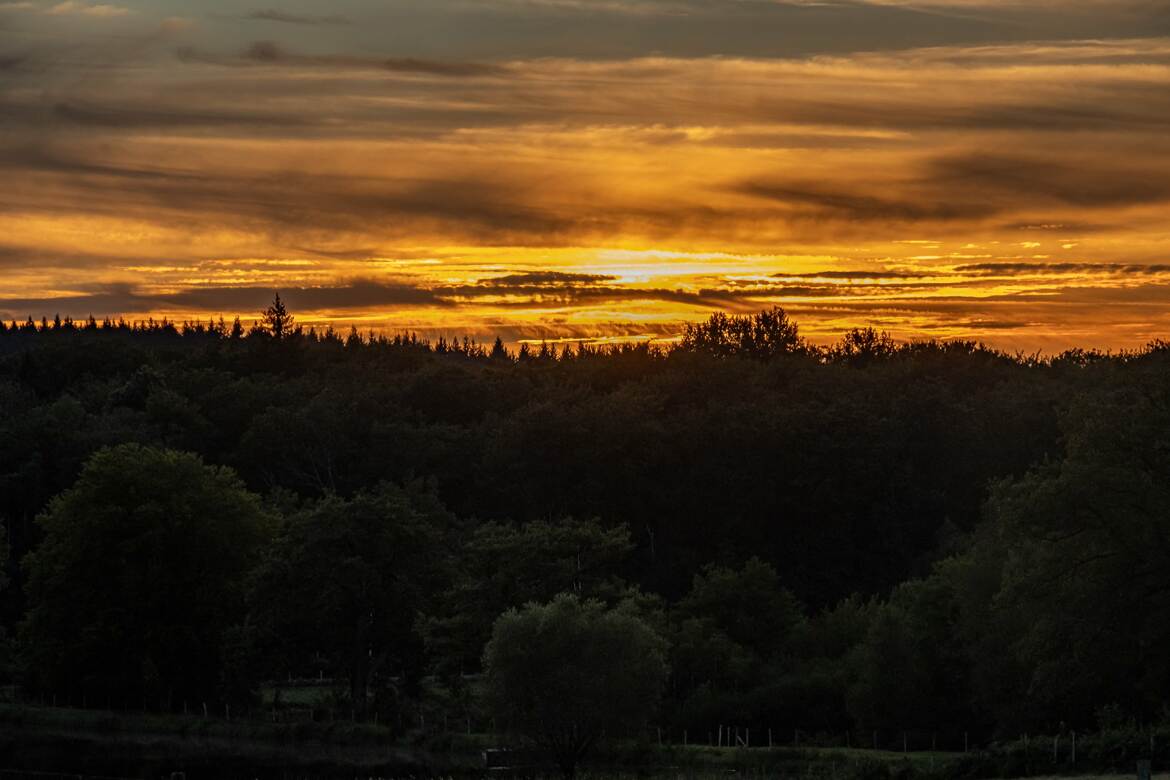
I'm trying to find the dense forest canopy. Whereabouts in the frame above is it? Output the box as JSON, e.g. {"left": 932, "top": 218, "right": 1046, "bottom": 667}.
{"left": 0, "top": 304, "right": 1167, "bottom": 742}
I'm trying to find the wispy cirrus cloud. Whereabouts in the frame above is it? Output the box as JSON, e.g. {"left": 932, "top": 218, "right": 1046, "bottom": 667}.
{"left": 46, "top": 1, "right": 130, "bottom": 16}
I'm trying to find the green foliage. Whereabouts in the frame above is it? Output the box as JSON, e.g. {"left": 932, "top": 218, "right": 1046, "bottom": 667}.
{"left": 665, "top": 558, "right": 811, "bottom": 730}
{"left": 845, "top": 575, "right": 971, "bottom": 732}
{"left": 247, "top": 482, "right": 451, "bottom": 716}
{"left": 483, "top": 594, "right": 669, "bottom": 777}
{"left": 19, "top": 444, "right": 272, "bottom": 706}
{"left": 425, "top": 518, "right": 634, "bottom": 679}
{"left": 979, "top": 374, "right": 1170, "bottom": 728}
{"left": 678, "top": 557, "right": 805, "bottom": 660}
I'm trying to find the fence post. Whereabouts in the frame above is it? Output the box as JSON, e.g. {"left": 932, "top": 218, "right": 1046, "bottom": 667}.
{"left": 768, "top": 728, "right": 773, "bottom": 748}
{"left": 903, "top": 732, "right": 907, "bottom": 754}
{"left": 1072, "top": 731, "right": 1076, "bottom": 765}
{"left": 964, "top": 731, "right": 968, "bottom": 753}
{"left": 1053, "top": 735, "right": 1058, "bottom": 763}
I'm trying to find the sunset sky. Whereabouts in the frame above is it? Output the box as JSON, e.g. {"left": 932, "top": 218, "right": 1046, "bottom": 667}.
{"left": 3, "top": 1, "right": 1170, "bottom": 350}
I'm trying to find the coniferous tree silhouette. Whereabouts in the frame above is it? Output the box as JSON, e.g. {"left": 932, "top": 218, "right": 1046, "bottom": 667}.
{"left": 262, "top": 293, "right": 294, "bottom": 339}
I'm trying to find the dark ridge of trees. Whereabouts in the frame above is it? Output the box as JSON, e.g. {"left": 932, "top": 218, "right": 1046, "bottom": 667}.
{"left": 2, "top": 300, "right": 1170, "bottom": 748}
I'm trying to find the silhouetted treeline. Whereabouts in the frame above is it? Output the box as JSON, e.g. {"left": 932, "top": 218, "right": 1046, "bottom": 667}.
{"left": 1, "top": 305, "right": 1168, "bottom": 741}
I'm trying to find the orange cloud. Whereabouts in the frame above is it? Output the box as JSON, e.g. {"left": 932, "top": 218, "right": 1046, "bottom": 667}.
{"left": 2, "top": 36, "right": 1170, "bottom": 351}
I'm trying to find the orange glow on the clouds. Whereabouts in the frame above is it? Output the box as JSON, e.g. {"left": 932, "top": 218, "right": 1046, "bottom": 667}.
{"left": 3, "top": 9, "right": 1170, "bottom": 351}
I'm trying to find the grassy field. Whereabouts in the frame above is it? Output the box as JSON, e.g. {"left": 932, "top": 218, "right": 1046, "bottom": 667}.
{"left": 1013, "top": 776, "right": 1168, "bottom": 780}
{"left": 0, "top": 702, "right": 449, "bottom": 779}
{"left": 3, "top": 702, "right": 1165, "bottom": 780}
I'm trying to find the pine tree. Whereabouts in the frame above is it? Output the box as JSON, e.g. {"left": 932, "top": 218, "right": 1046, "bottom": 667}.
{"left": 490, "top": 336, "right": 509, "bottom": 361}
{"left": 262, "top": 293, "right": 294, "bottom": 339}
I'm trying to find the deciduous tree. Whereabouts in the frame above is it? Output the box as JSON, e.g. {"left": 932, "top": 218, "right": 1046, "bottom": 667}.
{"left": 484, "top": 595, "right": 668, "bottom": 778}
{"left": 20, "top": 445, "right": 271, "bottom": 707}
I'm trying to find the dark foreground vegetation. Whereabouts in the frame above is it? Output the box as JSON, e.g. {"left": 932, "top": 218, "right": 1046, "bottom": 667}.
{"left": 2, "top": 300, "right": 1170, "bottom": 776}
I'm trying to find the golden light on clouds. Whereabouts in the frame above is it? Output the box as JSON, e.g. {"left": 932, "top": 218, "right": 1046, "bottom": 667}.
{"left": 3, "top": 0, "right": 1170, "bottom": 351}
